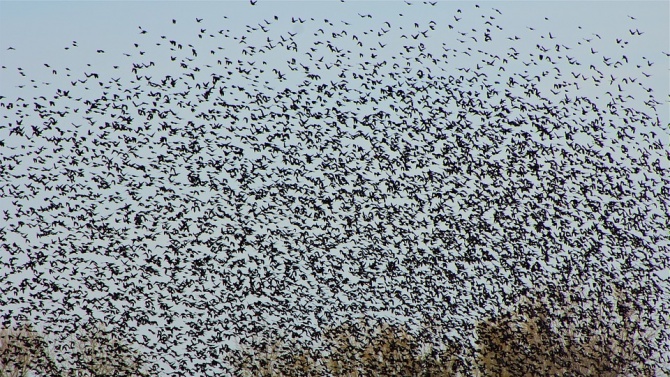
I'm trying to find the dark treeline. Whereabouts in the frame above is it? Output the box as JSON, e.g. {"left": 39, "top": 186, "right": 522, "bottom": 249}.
{"left": 1, "top": 284, "right": 659, "bottom": 376}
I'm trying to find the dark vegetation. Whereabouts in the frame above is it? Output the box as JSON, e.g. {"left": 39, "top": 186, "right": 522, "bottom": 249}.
{"left": 229, "top": 284, "right": 660, "bottom": 376}
{"left": 2, "top": 284, "right": 659, "bottom": 376}
{"left": 0, "top": 321, "right": 148, "bottom": 377}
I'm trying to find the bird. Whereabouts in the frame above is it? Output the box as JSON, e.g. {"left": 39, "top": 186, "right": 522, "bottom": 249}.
{"left": 0, "top": 3, "right": 665, "bottom": 377}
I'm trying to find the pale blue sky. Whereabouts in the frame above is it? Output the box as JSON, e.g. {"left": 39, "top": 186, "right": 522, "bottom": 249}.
{"left": 1, "top": 1, "right": 668, "bottom": 126}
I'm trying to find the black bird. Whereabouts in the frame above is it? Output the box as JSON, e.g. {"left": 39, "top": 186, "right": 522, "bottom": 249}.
{"left": 1, "top": 3, "right": 665, "bottom": 377}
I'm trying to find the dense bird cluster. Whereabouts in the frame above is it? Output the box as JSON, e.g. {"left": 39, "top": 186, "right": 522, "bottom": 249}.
{"left": 1, "top": 2, "right": 668, "bottom": 376}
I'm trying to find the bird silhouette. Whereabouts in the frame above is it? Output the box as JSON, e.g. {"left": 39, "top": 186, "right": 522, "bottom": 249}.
{"left": 0, "top": 3, "right": 667, "bottom": 376}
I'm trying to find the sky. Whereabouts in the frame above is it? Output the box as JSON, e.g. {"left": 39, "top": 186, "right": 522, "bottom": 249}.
{"left": 1, "top": 1, "right": 668, "bottom": 110}
{"left": 1, "top": 1, "right": 669, "bottom": 376}
{"left": 1, "top": 1, "right": 668, "bottom": 127}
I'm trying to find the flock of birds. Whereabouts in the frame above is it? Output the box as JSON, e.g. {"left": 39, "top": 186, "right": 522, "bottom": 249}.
{"left": 1, "top": 2, "right": 669, "bottom": 375}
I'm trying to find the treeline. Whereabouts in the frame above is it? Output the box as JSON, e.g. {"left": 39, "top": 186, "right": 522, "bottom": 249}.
{"left": 230, "top": 285, "right": 659, "bottom": 377}
{"left": 1, "top": 286, "right": 660, "bottom": 376}
{"left": 0, "top": 323, "right": 148, "bottom": 377}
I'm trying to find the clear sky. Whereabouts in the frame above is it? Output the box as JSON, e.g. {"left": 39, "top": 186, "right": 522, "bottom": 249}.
{"left": 1, "top": 1, "right": 669, "bottom": 376}
{"left": 1, "top": 1, "right": 668, "bottom": 107}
